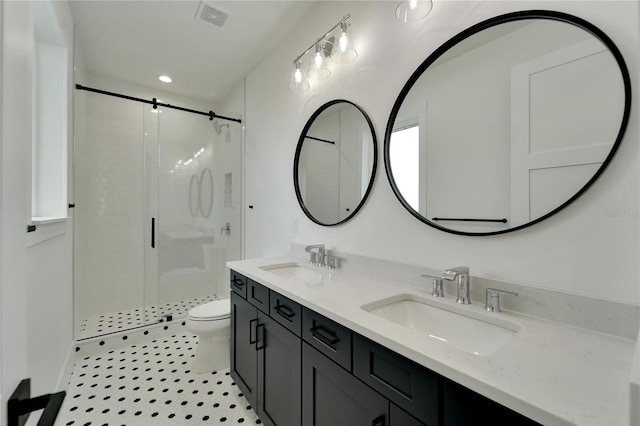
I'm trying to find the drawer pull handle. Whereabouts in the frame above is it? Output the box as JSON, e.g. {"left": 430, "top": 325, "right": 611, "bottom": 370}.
{"left": 310, "top": 325, "right": 339, "bottom": 350}
{"left": 250, "top": 286, "right": 264, "bottom": 304}
{"left": 372, "top": 415, "right": 385, "bottom": 426}
{"left": 232, "top": 278, "right": 245, "bottom": 288}
{"left": 274, "top": 304, "right": 295, "bottom": 321}
{"left": 249, "top": 318, "right": 257, "bottom": 344}
{"left": 256, "top": 323, "right": 265, "bottom": 351}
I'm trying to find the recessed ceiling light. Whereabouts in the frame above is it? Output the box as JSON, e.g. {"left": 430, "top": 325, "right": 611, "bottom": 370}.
{"left": 159, "top": 75, "right": 172, "bottom": 83}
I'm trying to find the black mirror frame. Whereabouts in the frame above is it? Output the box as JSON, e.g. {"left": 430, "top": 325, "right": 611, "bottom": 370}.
{"left": 294, "top": 99, "right": 378, "bottom": 226}
{"left": 384, "top": 10, "right": 632, "bottom": 236}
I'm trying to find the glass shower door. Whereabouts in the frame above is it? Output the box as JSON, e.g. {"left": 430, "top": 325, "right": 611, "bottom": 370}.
{"left": 74, "top": 90, "right": 159, "bottom": 339}
{"left": 73, "top": 88, "right": 242, "bottom": 339}
{"left": 156, "top": 108, "right": 241, "bottom": 318}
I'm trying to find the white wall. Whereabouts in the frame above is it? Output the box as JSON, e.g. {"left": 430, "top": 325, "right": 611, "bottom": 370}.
{"left": 1, "top": 0, "right": 75, "bottom": 418}
{"left": 243, "top": 0, "right": 639, "bottom": 304}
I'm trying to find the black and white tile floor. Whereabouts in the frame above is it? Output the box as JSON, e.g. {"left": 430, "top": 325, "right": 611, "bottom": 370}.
{"left": 57, "top": 332, "right": 261, "bottom": 425}
{"left": 78, "top": 295, "right": 217, "bottom": 340}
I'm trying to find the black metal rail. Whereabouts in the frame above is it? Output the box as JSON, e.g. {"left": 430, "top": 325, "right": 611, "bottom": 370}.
{"left": 75, "top": 84, "right": 242, "bottom": 124}
{"left": 305, "top": 135, "right": 336, "bottom": 145}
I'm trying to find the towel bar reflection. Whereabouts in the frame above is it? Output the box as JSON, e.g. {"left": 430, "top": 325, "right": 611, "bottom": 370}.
{"left": 432, "top": 217, "right": 508, "bottom": 223}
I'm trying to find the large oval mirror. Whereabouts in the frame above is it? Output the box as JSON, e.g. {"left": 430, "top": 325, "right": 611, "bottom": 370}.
{"left": 295, "top": 100, "right": 377, "bottom": 226}
{"left": 385, "top": 10, "right": 631, "bottom": 236}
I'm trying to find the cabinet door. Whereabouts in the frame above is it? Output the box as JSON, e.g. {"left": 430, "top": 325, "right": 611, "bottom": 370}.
{"left": 302, "top": 342, "right": 388, "bottom": 426}
{"left": 230, "top": 292, "right": 258, "bottom": 408}
{"left": 443, "top": 380, "right": 540, "bottom": 426}
{"left": 256, "top": 313, "right": 301, "bottom": 426}
{"left": 390, "top": 403, "right": 426, "bottom": 426}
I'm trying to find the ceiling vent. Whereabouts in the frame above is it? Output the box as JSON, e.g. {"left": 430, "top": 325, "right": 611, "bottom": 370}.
{"left": 196, "top": 2, "right": 229, "bottom": 28}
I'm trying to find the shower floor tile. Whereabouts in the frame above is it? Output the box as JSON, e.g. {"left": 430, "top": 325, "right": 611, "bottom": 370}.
{"left": 78, "top": 295, "right": 217, "bottom": 340}
{"left": 56, "top": 332, "right": 261, "bottom": 426}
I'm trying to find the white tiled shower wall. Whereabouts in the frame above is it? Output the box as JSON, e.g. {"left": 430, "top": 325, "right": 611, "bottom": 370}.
{"left": 74, "top": 93, "right": 146, "bottom": 321}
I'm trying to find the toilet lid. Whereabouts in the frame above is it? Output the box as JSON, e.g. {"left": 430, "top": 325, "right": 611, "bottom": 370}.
{"left": 188, "top": 299, "right": 230, "bottom": 320}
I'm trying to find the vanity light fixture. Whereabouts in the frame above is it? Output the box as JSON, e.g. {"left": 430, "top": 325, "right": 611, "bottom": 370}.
{"left": 158, "top": 75, "right": 173, "bottom": 83}
{"left": 288, "top": 14, "right": 356, "bottom": 92}
{"left": 395, "top": 0, "right": 433, "bottom": 23}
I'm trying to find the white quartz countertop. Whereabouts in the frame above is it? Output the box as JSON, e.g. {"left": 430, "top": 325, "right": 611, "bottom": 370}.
{"left": 227, "top": 256, "right": 637, "bottom": 426}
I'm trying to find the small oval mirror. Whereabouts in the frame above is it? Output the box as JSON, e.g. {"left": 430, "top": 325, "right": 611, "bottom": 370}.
{"left": 199, "top": 168, "right": 213, "bottom": 218}
{"left": 188, "top": 174, "right": 200, "bottom": 217}
{"left": 295, "top": 100, "right": 377, "bottom": 226}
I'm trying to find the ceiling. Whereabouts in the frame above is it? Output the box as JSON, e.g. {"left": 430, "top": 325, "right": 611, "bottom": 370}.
{"left": 69, "top": 1, "right": 315, "bottom": 104}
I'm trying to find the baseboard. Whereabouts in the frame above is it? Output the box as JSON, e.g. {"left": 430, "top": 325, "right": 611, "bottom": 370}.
{"left": 54, "top": 343, "right": 76, "bottom": 392}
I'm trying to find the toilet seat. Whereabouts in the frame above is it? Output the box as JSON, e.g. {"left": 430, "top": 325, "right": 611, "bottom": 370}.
{"left": 187, "top": 299, "right": 230, "bottom": 321}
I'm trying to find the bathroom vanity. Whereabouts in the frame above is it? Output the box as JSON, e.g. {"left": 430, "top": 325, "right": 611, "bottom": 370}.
{"left": 227, "top": 256, "right": 636, "bottom": 426}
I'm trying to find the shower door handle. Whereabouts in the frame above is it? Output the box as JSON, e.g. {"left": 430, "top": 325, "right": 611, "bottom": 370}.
{"left": 151, "top": 218, "right": 155, "bottom": 248}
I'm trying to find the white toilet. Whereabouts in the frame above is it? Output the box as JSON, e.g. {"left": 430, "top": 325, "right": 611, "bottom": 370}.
{"left": 185, "top": 298, "right": 231, "bottom": 373}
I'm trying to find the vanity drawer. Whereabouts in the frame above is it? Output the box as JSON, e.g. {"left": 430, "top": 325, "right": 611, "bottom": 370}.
{"left": 269, "top": 291, "right": 302, "bottom": 336}
{"left": 302, "top": 307, "right": 352, "bottom": 372}
{"left": 353, "top": 334, "right": 440, "bottom": 426}
{"left": 247, "top": 279, "right": 269, "bottom": 314}
{"left": 230, "top": 270, "right": 247, "bottom": 298}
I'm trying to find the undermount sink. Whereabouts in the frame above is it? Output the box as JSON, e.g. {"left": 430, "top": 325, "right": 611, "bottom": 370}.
{"left": 361, "top": 294, "right": 520, "bottom": 356}
{"left": 259, "top": 262, "right": 330, "bottom": 286}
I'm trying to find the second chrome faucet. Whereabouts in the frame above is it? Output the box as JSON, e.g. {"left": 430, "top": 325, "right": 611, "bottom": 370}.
{"left": 304, "top": 244, "right": 340, "bottom": 269}
{"left": 443, "top": 266, "right": 471, "bottom": 305}
{"left": 422, "top": 266, "right": 471, "bottom": 304}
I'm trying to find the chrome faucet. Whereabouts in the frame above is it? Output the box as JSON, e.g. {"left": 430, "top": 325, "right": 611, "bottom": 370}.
{"left": 443, "top": 266, "right": 471, "bottom": 304}
{"left": 304, "top": 244, "right": 326, "bottom": 266}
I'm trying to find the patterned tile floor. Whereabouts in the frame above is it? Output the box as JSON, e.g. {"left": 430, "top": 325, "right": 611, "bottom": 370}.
{"left": 78, "top": 296, "right": 217, "bottom": 340}
{"left": 56, "top": 332, "right": 261, "bottom": 425}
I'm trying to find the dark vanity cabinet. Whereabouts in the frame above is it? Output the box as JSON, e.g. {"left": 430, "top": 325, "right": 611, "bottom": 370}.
{"left": 230, "top": 270, "right": 539, "bottom": 426}
{"left": 230, "top": 277, "right": 301, "bottom": 426}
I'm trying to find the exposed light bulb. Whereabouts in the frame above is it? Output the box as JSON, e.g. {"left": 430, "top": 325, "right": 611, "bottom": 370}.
{"left": 331, "top": 21, "right": 357, "bottom": 65}
{"left": 308, "top": 43, "right": 331, "bottom": 80}
{"left": 289, "top": 60, "right": 310, "bottom": 92}
{"left": 410, "top": 0, "right": 418, "bottom": 10}
{"left": 314, "top": 50, "right": 323, "bottom": 69}
{"left": 339, "top": 30, "right": 348, "bottom": 52}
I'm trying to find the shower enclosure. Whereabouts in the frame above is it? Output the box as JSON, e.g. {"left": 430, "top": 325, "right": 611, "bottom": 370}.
{"left": 73, "top": 88, "right": 242, "bottom": 340}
